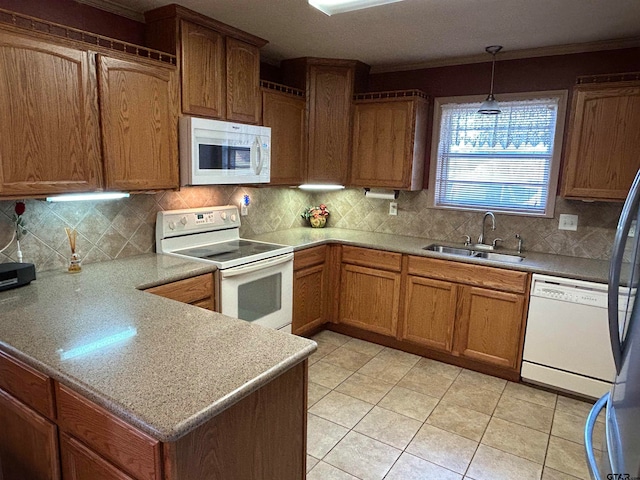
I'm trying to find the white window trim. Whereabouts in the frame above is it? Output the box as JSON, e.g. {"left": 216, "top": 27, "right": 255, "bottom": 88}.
{"left": 427, "top": 90, "right": 568, "bottom": 218}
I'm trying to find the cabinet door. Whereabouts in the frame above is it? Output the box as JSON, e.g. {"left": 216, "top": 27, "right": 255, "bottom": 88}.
{"left": 339, "top": 264, "right": 401, "bottom": 336}
{"left": 226, "top": 37, "right": 260, "bottom": 124}
{"left": 293, "top": 264, "right": 326, "bottom": 335}
{"left": 61, "top": 433, "right": 134, "bottom": 480}
{"left": 98, "top": 55, "right": 179, "bottom": 191}
{"left": 0, "top": 388, "right": 60, "bottom": 480}
{"left": 351, "top": 100, "right": 413, "bottom": 188}
{"left": 262, "top": 89, "right": 306, "bottom": 185}
{"left": 455, "top": 286, "right": 525, "bottom": 369}
{"left": 180, "top": 19, "right": 225, "bottom": 118}
{"left": 401, "top": 276, "right": 457, "bottom": 352}
{"left": 307, "top": 65, "right": 354, "bottom": 184}
{"left": 0, "top": 31, "right": 101, "bottom": 196}
{"left": 562, "top": 83, "right": 640, "bottom": 200}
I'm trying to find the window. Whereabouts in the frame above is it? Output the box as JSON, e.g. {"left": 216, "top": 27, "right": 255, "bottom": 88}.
{"left": 429, "top": 91, "right": 567, "bottom": 217}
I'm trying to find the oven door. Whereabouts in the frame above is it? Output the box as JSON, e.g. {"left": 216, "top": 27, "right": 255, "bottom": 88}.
{"left": 219, "top": 253, "right": 293, "bottom": 330}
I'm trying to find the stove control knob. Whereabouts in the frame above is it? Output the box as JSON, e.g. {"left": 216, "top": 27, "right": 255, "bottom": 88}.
{"left": 231, "top": 214, "right": 237, "bottom": 222}
{"left": 180, "top": 216, "right": 188, "bottom": 226}
{"left": 220, "top": 212, "right": 227, "bottom": 220}
{"left": 168, "top": 221, "right": 176, "bottom": 230}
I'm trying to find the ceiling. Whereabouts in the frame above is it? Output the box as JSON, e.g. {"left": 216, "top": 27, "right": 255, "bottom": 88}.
{"left": 85, "top": 0, "right": 640, "bottom": 72}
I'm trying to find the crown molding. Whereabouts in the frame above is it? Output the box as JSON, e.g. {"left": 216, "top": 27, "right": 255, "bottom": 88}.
{"left": 370, "top": 36, "right": 640, "bottom": 74}
{"left": 73, "top": 0, "right": 145, "bottom": 22}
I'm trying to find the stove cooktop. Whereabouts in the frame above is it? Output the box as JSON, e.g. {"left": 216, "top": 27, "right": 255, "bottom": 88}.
{"left": 174, "top": 239, "right": 287, "bottom": 263}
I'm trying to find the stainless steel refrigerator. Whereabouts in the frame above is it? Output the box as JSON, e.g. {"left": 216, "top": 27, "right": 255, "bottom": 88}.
{"left": 586, "top": 170, "right": 640, "bottom": 479}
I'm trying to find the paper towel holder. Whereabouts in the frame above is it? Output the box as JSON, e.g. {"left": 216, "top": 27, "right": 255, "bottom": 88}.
{"left": 364, "top": 188, "right": 399, "bottom": 200}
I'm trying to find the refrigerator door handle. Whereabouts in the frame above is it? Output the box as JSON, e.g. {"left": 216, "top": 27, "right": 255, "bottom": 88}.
{"left": 609, "top": 170, "right": 640, "bottom": 374}
{"left": 585, "top": 392, "right": 609, "bottom": 480}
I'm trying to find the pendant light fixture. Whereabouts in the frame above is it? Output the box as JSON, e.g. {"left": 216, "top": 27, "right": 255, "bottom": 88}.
{"left": 478, "top": 45, "right": 503, "bottom": 114}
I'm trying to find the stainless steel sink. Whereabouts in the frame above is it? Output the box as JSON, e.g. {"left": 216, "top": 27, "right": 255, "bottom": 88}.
{"left": 424, "top": 244, "right": 524, "bottom": 263}
{"left": 473, "top": 251, "right": 524, "bottom": 263}
{"left": 423, "top": 244, "right": 475, "bottom": 256}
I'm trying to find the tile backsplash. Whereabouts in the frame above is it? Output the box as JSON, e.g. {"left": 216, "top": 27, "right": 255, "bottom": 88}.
{"left": 0, "top": 186, "right": 621, "bottom": 272}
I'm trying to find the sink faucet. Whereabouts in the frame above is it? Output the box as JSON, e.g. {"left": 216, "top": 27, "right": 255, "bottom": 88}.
{"left": 477, "top": 212, "right": 496, "bottom": 245}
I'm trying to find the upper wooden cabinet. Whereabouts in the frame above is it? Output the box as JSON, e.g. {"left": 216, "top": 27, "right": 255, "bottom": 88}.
{"left": 145, "top": 4, "right": 267, "bottom": 124}
{"left": 0, "top": 30, "right": 101, "bottom": 197}
{"left": 180, "top": 20, "right": 225, "bottom": 118}
{"left": 281, "top": 58, "right": 370, "bottom": 185}
{"left": 562, "top": 78, "right": 640, "bottom": 201}
{"left": 261, "top": 83, "right": 307, "bottom": 185}
{"left": 351, "top": 91, "right": 429, "bottom": 190}
{"left": 98, "top": 55, "right": 179, "bottom": 191}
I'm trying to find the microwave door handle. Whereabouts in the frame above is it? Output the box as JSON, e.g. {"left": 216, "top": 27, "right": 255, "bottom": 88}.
{"left": 221, "top": 253, "right": 293, "bottom": 278}
{"left": 254, "top": 136, "right": 264, "bottom": 175}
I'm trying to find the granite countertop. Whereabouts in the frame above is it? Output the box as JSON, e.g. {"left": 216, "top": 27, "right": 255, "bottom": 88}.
{"left": 0, "top": 254, "right": 316, "bottom": 442}
{"left": 248, "top": 227, "right": 611, "bottom": 283}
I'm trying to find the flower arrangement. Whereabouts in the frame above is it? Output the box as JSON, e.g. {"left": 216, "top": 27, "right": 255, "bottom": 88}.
{"left": 301, "top": 204, "right": 329, "bottom": 228}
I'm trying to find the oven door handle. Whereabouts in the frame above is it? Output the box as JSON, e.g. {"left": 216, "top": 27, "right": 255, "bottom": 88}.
{"left": 220, "top": 253, "right": 293, "bottom": 278}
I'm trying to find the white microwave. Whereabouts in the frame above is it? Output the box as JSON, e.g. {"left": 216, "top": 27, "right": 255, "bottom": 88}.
{"left": 179, "top": 116, "right": 271, "bottom": 185}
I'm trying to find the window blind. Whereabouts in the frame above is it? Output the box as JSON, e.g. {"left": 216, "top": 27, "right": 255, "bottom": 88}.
{"left": 434, "top": 97, "right": 561, "bottom": 215}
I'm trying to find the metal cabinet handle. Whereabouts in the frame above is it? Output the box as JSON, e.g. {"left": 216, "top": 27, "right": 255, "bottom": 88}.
{"left": 584, "top": 392, "right": 608, "bottom": 480}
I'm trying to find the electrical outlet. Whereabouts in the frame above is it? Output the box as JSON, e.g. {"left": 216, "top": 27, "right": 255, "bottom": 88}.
{"left": 558, "top": 214, "right": 578, "bottom": 231}
{"left": 241, "top": 204, "right": 248, "bottom": 216}
{"left": 389, "top": 202, "right": 398, "bottom": 216}
{"left": 630, "top": 220, "right": 637, "bottom": 237}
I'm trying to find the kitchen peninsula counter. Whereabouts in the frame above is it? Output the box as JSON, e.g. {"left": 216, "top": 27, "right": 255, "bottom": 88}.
{"left": 249, "top": 227, "right": 611, "bottom": 283}
{"left": 0, "top": 253, "right": 316, "bottom": 443}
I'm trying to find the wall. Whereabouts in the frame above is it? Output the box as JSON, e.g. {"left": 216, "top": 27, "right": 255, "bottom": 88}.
{"left": 0, "top": 187, "right": 313, "bottom": 272}
{"left": 1, "top": 186, "right": 621, "bottom": 273}
{"left": 0, "top": 0, "right": 145, "bottom": 44}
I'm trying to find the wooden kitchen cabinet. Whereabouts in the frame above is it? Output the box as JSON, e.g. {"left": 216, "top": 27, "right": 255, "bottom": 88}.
{"left": 401, "top": 255, "right": 529, "bottom": 376}
{"left": 60, "top": 433, "right": 134, "bottom": 480}
{"left": 293, "top": 246, "right": 328, "bottom": 335}
{"left": 562, "top": 78, "right": 640, "bottom": 200}
{"left": 0, "top": 349, "right": 59, "bottom": 480}
{"left": 351, "top": 91, "right": 429, "bottom": 190}
{"left": 145, "top": 273, "right": 215, "bottom": 311}
{"left": 261, "top": 83, "right": 307, "bottom": 185}
{"left": 281, "top": 58, "right": 370, "bottom": 184}
{"left": 401, "top": 275, "right": 457, "bottom": 352}
{"left": 145, "top": 5, "right": 267, "bottom": 124}
{"left": 455, "top": 286, "right": 526, "bottom": 369}
{"left": 98, "top": 54, "right": 179, "bottom": 191}
{"left": 339, "top": 246, "right": 402, "bottom": 337}
{"left": 0, "top": 29, "right": 101, "bottom": 197}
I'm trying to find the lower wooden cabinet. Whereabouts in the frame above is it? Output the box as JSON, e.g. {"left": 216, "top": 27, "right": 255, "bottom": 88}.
{"left": 60, "top": 433, "right": 134, "bottom": 480}
{"left": 293, "top": 246, "right": 328, "bottom": 335}
{"left": 145, "top": 273, "right": 215, "bottom": 311}
{"left": 456, "top": 286, "right": 526, "bottom": 369}
{"left": 0, "top": 388, "right": 60, "bottom": 480}
{"left": 401, "top": 275, "right": 457, "bottom": 352}
{"left": 338, "top": 246, "right": 403, "bottom": 337}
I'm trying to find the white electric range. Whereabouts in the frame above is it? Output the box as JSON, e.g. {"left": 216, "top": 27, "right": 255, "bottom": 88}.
{"left": 156, "top": 206, "right": 293, "bottom": 332}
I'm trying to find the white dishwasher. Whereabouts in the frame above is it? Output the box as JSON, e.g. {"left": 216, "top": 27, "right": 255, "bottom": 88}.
{"left": 522, "top": 274, "right": 618, "bottom": 398}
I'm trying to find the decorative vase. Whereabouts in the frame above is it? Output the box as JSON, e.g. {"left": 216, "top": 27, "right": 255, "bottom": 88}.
{"left": 309, "top": 216, "right": 327, "bottom": 228}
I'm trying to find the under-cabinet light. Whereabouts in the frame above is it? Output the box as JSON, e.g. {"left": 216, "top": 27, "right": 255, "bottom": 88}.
{"left": 308, "top": 0, "right": 404, "bottom": 15}
{"left": 46, "top": 192, "right": 130, "bottom": 202}
{"left": 298, "top": 184, "right": 346, "bottom": 191}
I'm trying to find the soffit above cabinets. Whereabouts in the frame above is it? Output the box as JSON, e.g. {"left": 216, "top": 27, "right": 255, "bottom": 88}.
{"left": 79, "top": 0, "right": 640, "bottom": 72}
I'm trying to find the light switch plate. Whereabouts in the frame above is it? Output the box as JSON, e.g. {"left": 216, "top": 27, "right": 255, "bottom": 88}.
{"left": 389, "top": 202, "right": 398, "bottom": 216}
{"left": 559, "top": 213, "right": 578, "bottom": 231}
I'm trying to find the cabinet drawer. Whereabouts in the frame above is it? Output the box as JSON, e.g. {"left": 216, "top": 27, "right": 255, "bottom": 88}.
{"left": 61, "top": 433, "right": 135, "bottom": 480}
{"left": 145, "top": 274, "right": 213, "bottom": 305}
{"left": 55, "top": 383, "right": 161, "bottom": 480}
{"left": 0, "top": 349, "right": 55, "bottom": 419}
{"left": 294, "top": 245, "right": 327, "bottom": 270}
{"left": 408, "top": 256, "right": 528, "bottom": 294}
{"left": 341, "top": 246, "right": 402, "bottom": 272}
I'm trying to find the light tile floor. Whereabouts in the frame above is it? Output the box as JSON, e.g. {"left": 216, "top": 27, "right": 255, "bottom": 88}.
{"left": 306, "top": 330, "right": 605, "bottom": 480}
